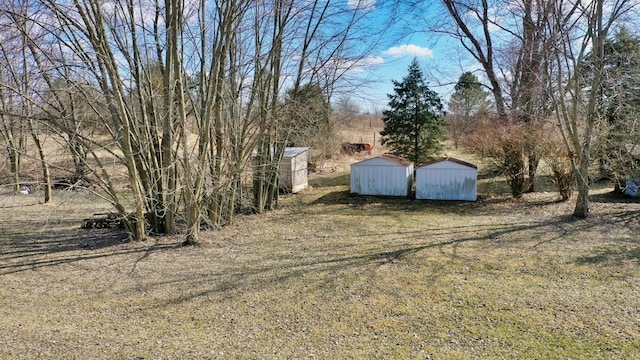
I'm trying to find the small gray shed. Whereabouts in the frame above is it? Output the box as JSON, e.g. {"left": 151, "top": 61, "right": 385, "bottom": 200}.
{"left": 416, "top": 157, "right": 477, "bottom": 201}
{"left": 280, "top": 147, "right": 309, "bottom": 193}
{"left": 350, "top": 154, "right": 414, "bottom": 197}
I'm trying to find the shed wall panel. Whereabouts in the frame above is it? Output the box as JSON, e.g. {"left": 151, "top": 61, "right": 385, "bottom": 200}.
{"left": 416, "top": 168, "right": 477, "bottom": 201}
{"left": 350, "top": 164, "right": 413, "bottom": 196}
{"left": 279, "top": 148, "right": 308, "bottom": 193}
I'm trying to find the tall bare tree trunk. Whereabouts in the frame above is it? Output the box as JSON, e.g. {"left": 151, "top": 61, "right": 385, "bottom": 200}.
{"left": 87, "top": 0, "right": 148, "bottom": 240}
{"left": 573, "top": 149, "right": 591, "bottom": 217}
{"left": 1, "top": 0, "right": 388, "bottom": 241}
{"left": 27, "top": 120, "right": 51, "bottom": 202}
{"left": 546, "top": 0, "right": 630, "bottom": 218}
{"left": 0, "top": 115, "right": 21, "bottom": 193}
{"left": 17, "top": 8, "right": 52, "bottom": 203}
{"left": 0, "top": 43, "right": 23, "bottom": 194}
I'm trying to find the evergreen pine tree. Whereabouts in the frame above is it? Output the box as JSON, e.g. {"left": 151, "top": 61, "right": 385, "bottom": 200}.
{"left": 591, "top": 28, "right": 640, "bottom": 191}
{"left": 447, "top": 72, "right": 492, "bottom": 148}
{"left": 380, "top": 58, "right": 445, "bottom": 164}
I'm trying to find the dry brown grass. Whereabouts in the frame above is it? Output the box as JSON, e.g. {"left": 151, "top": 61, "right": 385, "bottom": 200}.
{"left": 2, "top": 121, "right": 640, "bottom": 358}
{"left": 1, "top": 173, "right": 640, "bottom": 359}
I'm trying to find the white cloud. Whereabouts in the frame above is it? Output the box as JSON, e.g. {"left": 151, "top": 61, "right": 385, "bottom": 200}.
{"left": 357, "top": 55, "right": 385, "bottom": 68}
{"left": 347, "top": 0, "right": 376, "bottom": 11}
{"left": 383, "top": 44, "right": 433, "bottom": 58}
{"left": 327, "top": 55, "right": 385, "bottom": 73}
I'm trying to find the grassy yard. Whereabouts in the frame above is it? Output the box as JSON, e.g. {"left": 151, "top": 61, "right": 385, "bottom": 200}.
{"left": 1, "top": 175, "right": 639, "bottom": 359}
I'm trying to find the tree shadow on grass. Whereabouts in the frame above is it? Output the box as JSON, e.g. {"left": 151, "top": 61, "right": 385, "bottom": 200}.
{"left": 3, "top": 186, "right": 639, "bottom": 308}
{"left": 310, "top": 189, "right": 516, "bottom": 215}
{"left": 575, "top": 246, "right": 640, "bottom": 265}
{"left": 154, "top": 214, "right": 624, "bottom": 307}
{"left": 590, "top": 191, "right": 640, "bottom": 204}
{"left": 153, "top": 234, "right": 501, "bottom": 307}
{"left": 0, "top": 224, "right": 180, "bottom": 275}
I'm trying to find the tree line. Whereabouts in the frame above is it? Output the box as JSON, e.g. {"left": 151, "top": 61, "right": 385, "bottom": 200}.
{"left": 440, "top": 0, "right": 640, "bottom": 217}
{"left": 382, "top": 0, "right": 639, "bottom": 218}
{"left": 1, "top": 0, "right": 639, "bottom": 243}
{"left": 0, "top": 0, "right": 384, "bottom": 243}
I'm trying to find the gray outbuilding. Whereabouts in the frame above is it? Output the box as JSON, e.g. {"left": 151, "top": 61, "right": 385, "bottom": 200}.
{"left": 416, "top": 157, "right": 477, "bottom": 201}
{"left": 350, "top": 154, "right": 414, "bottom": 197}
{"left": 280, "top": 147, "right": 309, "bottom": 193}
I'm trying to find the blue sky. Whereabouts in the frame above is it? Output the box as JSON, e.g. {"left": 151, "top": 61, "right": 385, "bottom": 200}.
{"left": 353, "top": 40, "right": 464, "bottom": 113}
{"left": 343, "top": 1, "right": 472, "bottom": 114}
{"left": 344, "top": 0, "right": 640, "bottom": 114}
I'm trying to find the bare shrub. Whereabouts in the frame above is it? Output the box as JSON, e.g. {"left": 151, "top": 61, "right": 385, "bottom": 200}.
{"left": 536, "top": 123, "right": 575, "bottom": 201}
{"left": 461, "top": 119, "right": 528, "bottom": 198}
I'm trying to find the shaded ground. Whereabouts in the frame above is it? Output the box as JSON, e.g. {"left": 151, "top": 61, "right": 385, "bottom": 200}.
{"left": 1, "top": 182, "right": 639, "bottom": 359}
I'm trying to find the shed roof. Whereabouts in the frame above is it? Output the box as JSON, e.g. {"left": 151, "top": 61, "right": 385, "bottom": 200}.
{"left": 380, "top": 154, "right": 413, "bottom": 166}
{"left": 353, "top": 154, "right": 413, "bottom": 167}
{"left": 283, "top": 147, "right": 309, "bottom": 158}
{"left": 419, "top": 157, "right": 477, "bottom": 169}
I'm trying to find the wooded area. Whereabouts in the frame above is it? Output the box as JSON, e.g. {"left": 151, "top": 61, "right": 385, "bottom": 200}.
{"left": 432, "top": 0, "right": 640, "bottom": 214}
{"left": 0, "top": 0, "right": 385, "bottom": 243}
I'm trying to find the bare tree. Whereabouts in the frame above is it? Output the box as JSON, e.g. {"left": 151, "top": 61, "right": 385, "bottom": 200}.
{"left": 0, "top": 72, "right": 24, "bottom": 195}
{"left": 0, "top": 1, "right": 53, "bottom": 200}
{"left": 251, "top": 0, "right": 385, "bottom": 213}
{"left": 0, "top": 7, "right": 27, "bottom": 194}
{"left": 0, "top": 0, "right": 388, "bottom": 244}
{"left": 429, "top": 0, "right": 557, "bottom": 196}
{"left": 546, "top": 0, "right": 638, "bottom": 217}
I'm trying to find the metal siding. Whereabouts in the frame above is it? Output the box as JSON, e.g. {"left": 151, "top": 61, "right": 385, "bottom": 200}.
{"left": 416, "top": 167, "right": 477, "bottom": 201}
{"left": 350, "top": 171, "right": 359, "bottom": 194}
{"left": 289, "top": 150, "right": 308, "bottom": 193}
{"left": 350, "top": 163, "right": 412, "bottom": 196}
{"left": 280, "top": 148, "right": 308, "bottom": 193}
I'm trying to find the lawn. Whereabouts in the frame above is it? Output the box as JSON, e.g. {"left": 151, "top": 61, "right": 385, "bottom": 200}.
{"left": 1, "top": 176, "right": 639, "bottom": 359}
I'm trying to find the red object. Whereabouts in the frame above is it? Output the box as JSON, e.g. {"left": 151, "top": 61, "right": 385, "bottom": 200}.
{"left": 342, "top": 142, "right": 372, "bottom": 155}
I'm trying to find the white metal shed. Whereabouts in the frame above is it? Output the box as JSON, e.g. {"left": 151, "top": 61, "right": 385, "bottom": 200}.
{"left": 280, "top": 147, "right": 309, "bottom": 193}
{"left": 416, "top": 157, "right": 477, "bottom": 201}
{"left": 350, "top": 154, "right": 414, "bottom": 197}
